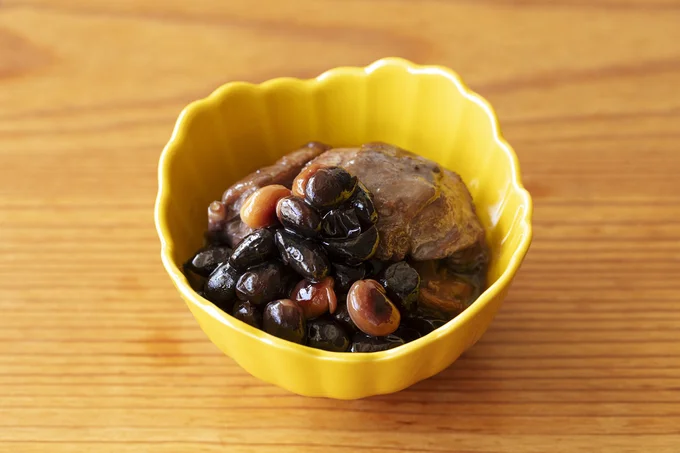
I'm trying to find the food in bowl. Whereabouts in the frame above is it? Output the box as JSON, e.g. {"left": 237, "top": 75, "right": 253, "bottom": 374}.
{"left": 183, "top": 141, "right": 489, "bottom": 352}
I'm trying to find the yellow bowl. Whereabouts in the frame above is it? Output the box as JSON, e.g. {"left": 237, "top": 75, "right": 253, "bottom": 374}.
{"left": 154, "top": 57, "right": 533, "bottom": 399}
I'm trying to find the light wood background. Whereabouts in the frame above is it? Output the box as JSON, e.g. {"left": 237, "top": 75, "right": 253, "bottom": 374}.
{"left": 1, "top": 1, "right": 680, "bottom": 452}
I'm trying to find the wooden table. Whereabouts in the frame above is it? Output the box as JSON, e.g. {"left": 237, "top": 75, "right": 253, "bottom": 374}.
{"left": 2, "top": 1, "right": 679, "bottom": 452}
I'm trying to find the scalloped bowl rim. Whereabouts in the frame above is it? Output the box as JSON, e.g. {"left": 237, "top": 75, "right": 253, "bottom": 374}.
{"left": 154, "top": 57, "right": 533, "bottom": 364}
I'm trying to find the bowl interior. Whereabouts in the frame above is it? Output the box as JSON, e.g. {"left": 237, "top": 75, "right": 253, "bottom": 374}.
{"left": 157, "top": 59, "right": 531, "bottom": 335}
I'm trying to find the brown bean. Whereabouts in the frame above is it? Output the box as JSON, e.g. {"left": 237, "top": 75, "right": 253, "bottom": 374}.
{"left": 240, "top": 184, "right": 292, "bottom": 229}
{"left": 347, "top": 279, "right": 400, "bottom": 337}
{"left": 291, "top": 276, "right": 337, "bottom": 319}
{"left": 292, "top": 164, "right": 324, "bottom": 198}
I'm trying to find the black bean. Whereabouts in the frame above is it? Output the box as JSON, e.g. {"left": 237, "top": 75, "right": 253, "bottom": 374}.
{"left": 229, "top": 229, "right": 276, "bottom": 270}
{"left": 263, "top": 299, "right": 306, "bottom": 344}
{"left": 349, "top": 332, "right": 405, "bottom": 353}
{"left": 305, "top": 167, "right": 357, "bottom": 208}
{"left": 332, "top": 301, "right": 358, "bottom": 333}
{"left": 276, "top": 196, "right": 321, "bottom": 238}
{"left": 364, "top": 259, "right": 387, "bottom": 279}
{"left": 381, "top": 261, "right": 420, "bottom": 314}
{"left": 203, "top": 262, "right": 241, "bottom": 311}
{"left": 404, "top": 313, "right": 448, "bottom": 336}
{"left": 235, "top": 261, "right": 283, "bottom": 305}
{"left": 321, "top": 208, "right": 362, "bottom": 239}
{"left": 185, "top": 246, "right": 232, "bottom": 278}
{"left": 322, "top": 225, "right": 379, "bottom": 264}
{"left": 351, "top": 182, "right": 378, "bottom": 227}
{"left": 307, "top": 319, "right": 350, "bottom": 352}
{"left": 232, "top": 301, "right": 262, "bottom": 329}
{"left": 274, "top": 230, "right": 330, "bottom": 282}
{"left": 184, "top": 270, "right": 206, "bottom": 293}
{"left": 391, "top": 325, "right": 422, "bottom": 343}
{"left": 280, "top": 269, "right": 302, "bottom": 299}
{"left": 333, "top": 262, "right": 366, "bottom": 293}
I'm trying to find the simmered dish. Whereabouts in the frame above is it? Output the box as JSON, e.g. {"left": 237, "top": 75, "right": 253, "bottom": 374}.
{"left": 183, "top": 142, "right": 489, "bottom": 352}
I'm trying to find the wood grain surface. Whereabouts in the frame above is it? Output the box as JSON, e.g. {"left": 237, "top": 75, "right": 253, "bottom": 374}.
{"left": 1, "top": 1, "right": 680, "bottom": 452}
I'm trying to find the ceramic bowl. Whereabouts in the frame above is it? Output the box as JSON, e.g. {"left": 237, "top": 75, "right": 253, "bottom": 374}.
{"left": 154, "top": 57, "right": 532, "bottom": 399}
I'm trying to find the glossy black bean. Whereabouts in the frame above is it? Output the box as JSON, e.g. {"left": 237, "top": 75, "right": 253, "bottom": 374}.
{"left": 263, "top": 299, "right": 306, "bottom": 344}
{"left": 381, "top": 261, "right": 420, "bottom": 314}
{"left": 232, "top": 301, "right": 262, "bottom": 329}
{"left": 392, "top": 325, "right": 422, "bottom": 343}
{"left": 274, "top": 230, "right": 330, "bottom": 282}
{"left": 321, "top": 208, "right": 362, "bottom": 239}
{"left": 404, "top": 313, "right": 448, "bottom": 336}
{"left": 184, "top": 270, "right": 207, "bottom": 293}
{"left": 276, "top": 196, "right": 321, "bottom": 238}
{"left": 333, "top": 262, "right": 366, "bottom": 293}
{"left": 332, "top": 301, "right": 358, "bottom": 333}
{"left": 235, "top": 261, "right": 283, "bottom": 305}
{"left": 203, "top": 262, "right": 241, "bottom": 311}
{"left": 229, "top": 229, "right": 276, "bottom": 270}
{"left": 304, "top": 167, "right": 357, "bottom": 208}
{"left": 322, "top": 225, "right": 379, "bottom": 264}
{"left": 185, "top": 246, "right": 232, "bottom": 278}
{"left": 364, "top": 259, "right": 387, "bottom": 279}
{"left": 351, "top": 182, "right": 378, "bottom": 227}
{"left": 349, "top": 332, "right": 405, "bottom": 353}
{"left": 280, "top": 269, "right": 301, "bottom": 299}
{"left": 307, "top": 319, "right": 350, "bottom": 352}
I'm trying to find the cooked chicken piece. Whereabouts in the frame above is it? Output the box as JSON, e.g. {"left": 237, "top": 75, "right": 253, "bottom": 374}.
{"left": 309, "top": 142, "right": 487, "bottom": 263}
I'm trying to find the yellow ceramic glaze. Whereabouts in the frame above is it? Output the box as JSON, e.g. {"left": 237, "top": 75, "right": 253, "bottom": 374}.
{"left": 154, "top": 58, "right": 533, "bottom": 399}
